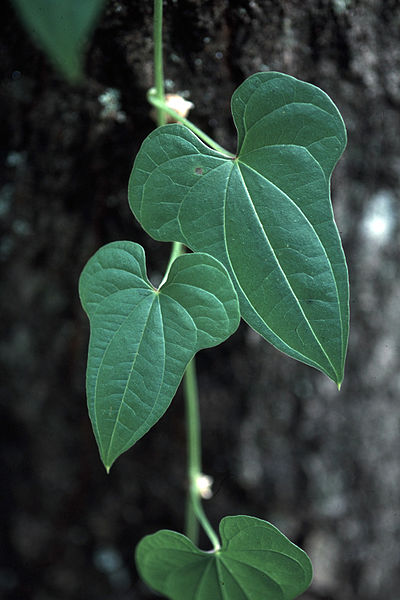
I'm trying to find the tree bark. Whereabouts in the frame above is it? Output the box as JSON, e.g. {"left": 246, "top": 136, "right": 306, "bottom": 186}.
{"left": 1, "top": 1, "right": 399, "bottom": 598}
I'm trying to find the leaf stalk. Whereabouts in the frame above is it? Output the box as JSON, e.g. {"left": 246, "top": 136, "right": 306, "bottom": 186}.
{"left": 159, "top": 239, "right": 183, "bottom": 287}
{"left": 147, "top": 88, "right": 235, "bottom": 158}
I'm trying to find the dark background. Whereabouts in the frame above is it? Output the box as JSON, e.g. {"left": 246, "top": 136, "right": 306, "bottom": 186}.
{"left": 1, "top": 0, "right": 399, "bottom": 598}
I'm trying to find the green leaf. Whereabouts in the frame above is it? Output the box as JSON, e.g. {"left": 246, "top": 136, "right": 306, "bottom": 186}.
{"left": 79, "top": 241, "right": 239, "bottom": 469}
{"left": 136, "top": 515, "right": 312, "bottom": 600}
{"left": 129, "top": 72, "right": 349, "bottom": 385}
{"left": 10, "top": 0, "right": 106, "bottom": 82}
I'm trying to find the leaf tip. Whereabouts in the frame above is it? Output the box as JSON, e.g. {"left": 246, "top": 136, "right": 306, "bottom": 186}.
{"left": 336, "top": 370, "right": 345, "bottom": 391}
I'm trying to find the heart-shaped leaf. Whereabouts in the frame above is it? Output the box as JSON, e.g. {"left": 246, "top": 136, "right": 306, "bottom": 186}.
{"left": 10, "top": 0, "right": 106, "bottom": 82}
{"left": 136, "top": 515, "right": 312, "bottom": 600}
{"left": 79, "top": 241, "right": 239, "bottom": 469}
{"left": 129, "top": 72, "right": 349, "bottom": 385}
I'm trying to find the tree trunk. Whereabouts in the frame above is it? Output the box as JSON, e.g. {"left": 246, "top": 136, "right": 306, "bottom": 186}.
{"left": 1, "top": 1, "right": 399, "bottom": 598}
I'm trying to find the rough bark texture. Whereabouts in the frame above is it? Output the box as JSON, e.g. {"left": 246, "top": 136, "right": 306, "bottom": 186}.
{"left": 1, "top": 0, "right": 400, "bottom": 598}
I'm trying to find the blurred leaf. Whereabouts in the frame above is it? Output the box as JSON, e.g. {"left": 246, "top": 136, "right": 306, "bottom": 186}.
{"left": 10, "top": 0, "right": 106, "bottom": 82}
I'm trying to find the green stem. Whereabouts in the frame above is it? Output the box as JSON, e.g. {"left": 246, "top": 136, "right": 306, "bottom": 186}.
{"left": 184, "top": 358, "right": 200, "bottom": 543}
{"left": 153, "top": 0, "right": 183, "bottom": 283}
{"left": 153, "top": 0, "right": 166, "bottom": 127}
{"left": 184, "top": 359, "right": 221, "bottom": 551}
{"left": 153, "top": 0, "right": 220, "bottom": 553}
{"left": 147, "top": 89, "right": 235, "bottom": 158}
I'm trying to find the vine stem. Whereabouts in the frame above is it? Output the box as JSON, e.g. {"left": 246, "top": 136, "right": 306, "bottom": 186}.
{"left": 153, "top": 0, "right": 221, "bottom": 552}
{"left": 153, "top": 0, "right": 166, "bottom": 127}
{"left": 184, "top": 359, "right": 221, "bottom": 551}
{"left": 153, "top": 0, "right": 184, "bottom": 279}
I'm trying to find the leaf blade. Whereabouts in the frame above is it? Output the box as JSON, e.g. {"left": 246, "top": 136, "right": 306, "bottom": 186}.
{"left": 136, "top": 515, "right": 312, "bottom": 600}
{"left": 161, "top": 252, "right": 240, "bottom": 349}
{"left": 79, "top": 242, "right": 239, "bottom": 468}
{"left": 129, "top": 72, "right": 349, "bottom": 384}
{"left": 231, "top": 71, "right": 347, "bottom": 179}
{"left": 128, "top": 125, "right": 227, "bottom": 244}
